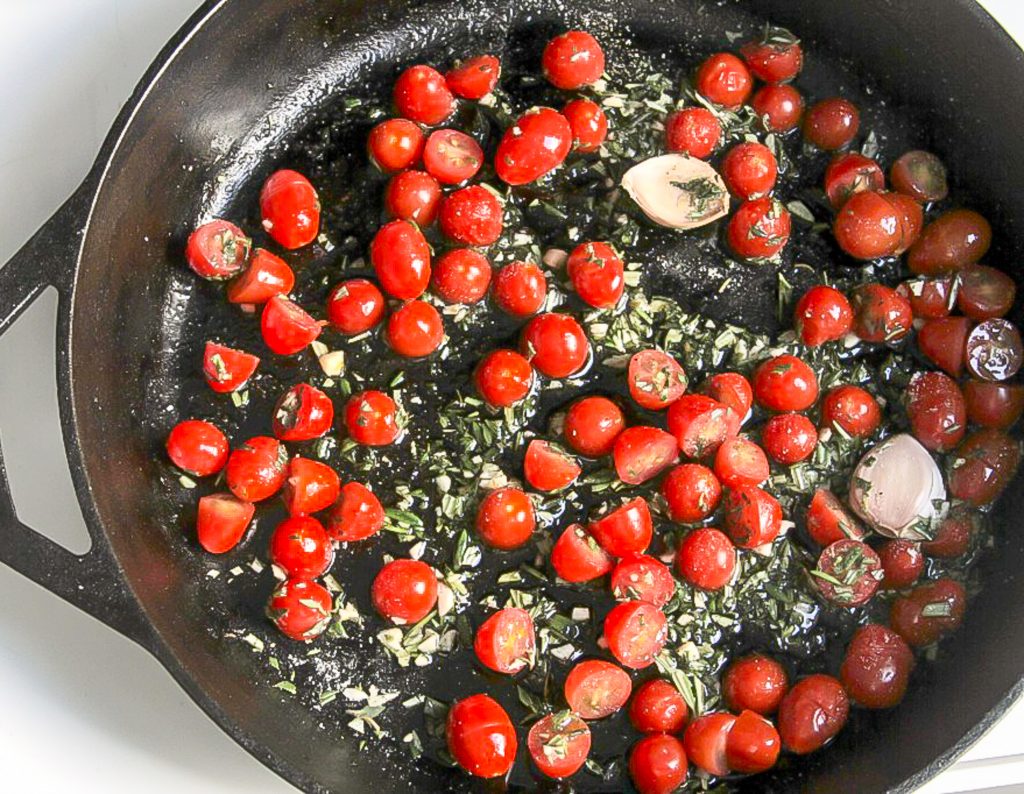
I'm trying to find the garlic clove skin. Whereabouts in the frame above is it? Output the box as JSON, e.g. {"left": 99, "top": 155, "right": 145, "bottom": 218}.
{"left": 621, "top": 154, "right": 730, "bottom": 229}
{"left": 848, "top": 433, "right": 947, "bottom": 540}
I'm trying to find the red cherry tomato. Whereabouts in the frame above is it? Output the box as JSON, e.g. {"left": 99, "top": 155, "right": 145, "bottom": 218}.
{"left": 604, "top": 600, "right": 668, "bottom": 669}
{"left": 751, "top": 84, "right": 804, "bottom": 133}
{"left": 723, "top": 655, "right": 788, "bottom": 715}
{"left": 695, "top": 53, "right": 752, "bottom": 109}
{"left": 676, "top": 527, "right": 736, "bottom": 590}
{"left": 891, "top": 150, "right": 948, "bottom": 203}
{"left": 520, "top": 313, "right": 589, "bottom": 378}
{"left": 890, "top": 578, "right": 966, "bottom": 647}
{"left": 386, "top": 300, "right": 444, "bottom": 358}
{"left": 851, "top": 283, "right": 912, "bottom": 343}
{"left": 445, "top": 55, "right": 500, "bottom": 100}
{"left": 917, "top": 316, "right": 971, "bottom": 376}
{"left": 261, "top": 295, "right": 322, "bottom": 355}
{"left": 629, "top": 734, "right": 689, "bottom": 794}
{"left": 446, "top": 694, "right": 517, "bottom": 778}
{"left": 423, "top": 129, "right": 483, "bottom": 184}
{"left": 589, "top": 497, "right": 653, "bottom": 557}
{"left": 777, "top": 674, "right": 849, "bottom": 754}
{"left": 368, "top": 119, "right": 425, "bottom": 172}
{"left": 813, "top": 539, "right": 883, "bottom": 607}
{"left": 611, "top": 554, "right": 676, "bottom": 607}
{"left": 966, "top": 318, "right": 1024, "bottom": 382}
{"left": 495, "top": 107, "right": 573, "bottom": 185}
{"left": 226, "top": 248, "right": 294, "bottom": 304}
{"left": 166, "top": 419, "right": 228, "bottom": 477}
{"left": 824, "top": 152, "right": 884, "bottom": 209}
{"left": 432, "top": 248, "right": 492, "bottom": 304}
{"left": 714, "top": 437, "right": 770, "bottom": 488}
{"left": 958, "top": 265, "right": 1016, "bottom": 320}
{"left": 794, "top": 285, "right": 853, "bottom": 347}
{"left": 683, "top": 712, "right": 736, "bottom": 777}
{"left": 371, "top": 558, "right": 438, "bottom": 623}
{"left": 282, "top": 457, "right": 340, "bottom": 516}
{"left": 905, "top": 371, "right": 967, "bottom": 453}
{"left": 272, "top": 383, "right": 334, "bottom": 441}
{"left": 723, "top": 485, "right": 782, "bottom": 549}
{"left": 948, "top": 429, "right": 1021, "bottom": 506}
{"left": 761, "top": 413, "right": 818, "bottom": 465}
{"left": 474, "top": 607, "right": 535, "bottom": 675}
{"left": 964, "top": 380, "right": 1024, "bottom": 429}
{"left": 629, "top": 679, "right": 689, "bottom": 734}
{"left": 752, "top": 354, "right": 818, "bottom": 411}
{"left": 896, "top": 275, "right": 956, "bottom": 319}
{"left": 203, "top": 342, "right": 259, "bottom": 394}
{"left": 326, "top": 481, "right": 384, "bottom": 543}
{"left": 439, "top": 185, "right": 504, "bottom": 246}
{"left": 564, "top": 98, "right": 608, "bottom": 152}
{"left": 326, "top": 278, "right": 386, "bottom": 334}
{"left": 727, "top": 197, "right": 791, "bottom": 260}
{"left": 613, "top": 426, "right": 680, "bottom": 485}
{"left": 803, "top": 98, "right": 859, "bottom": 150}
{"left": 822, "top": 385, "right": 882, "bottom": 438}
{"left": 267, "top": 578, "right": 332, "bottom": 641}
{"left": 493, "top": 261, "right": 547, "bottom": 317}
{"left": 922, "top": 509, "right": 975, "bottom": 559}
{"left": 567, "top": 241, "right": 624, "bottom": 309}
{"left": 474, "top": 349, "right": 534, "bottom": 407}
{"left": 877, "top": 539, "right": 924, "bottom": 590}
{"left": 384, "top": 169, "right": 442, "bottom": 226}
{"left": 628, "top": 349, "right": 688, "bottom": 410}
{"left": 667, "top": 394, "right": 740, "bottom": 458}
{"left": 226, "top": 436, "right": 288, "bottom": 502}
{"left": 186, "top": 219, "right": 250, "bottom": 280}
{"left": 269, "top": 515, "right": 334, "bottom": 578}
{"left": 805, "top": 489, "right": 866, "bottom": 547}
{"left": 662, "top": 464, "right": 722, "bottom": 523}
{"left": 393, "top": 65, "right": 454, "bottom": 126}
{"left": 726, "top": 710, "right": 781, "bottom": 774}
{"left": 833, "top": 191, "right": 903, "bottom": 260}
{"left": 840, "top": 624, "right": 915, "bottom": 709}
{"left": 476, "top": 487, "right": 535, "bottom": 550}
{"left": 740, "top": 26, "right": 803, "bottom": 82}
{"left": 542, "top": 30, "right": 605, "bottom": 89}
{"left": 664, "top": 108, "right": 722, "bottom": 159}
{"left": 371, "top": 219, "right": 432, "bottom": 300}
{"left": 259, "top": 169, "right": 319, "bottom": 249}
{"left": 527, "top": 711, "right": 591, "bottom": 779}
{"left": 908, "top": 209, "right": 992, "bottom": 276}
{"left": 196, "top": 493, "right": 254, "bottom": 554}
{"left": 721, "top": 142, "right": 778, "bottom": 200}
{"left": 524, "top": 439, "right": 581, "bottom": 492}
{"left": 344, "top": 390, "right": 401, "bottom": 446}
{"left": 551, "top": 524, "right": 613, "bottom": 582}
{"left": 701, "top": 372, "right": 754, "bottom": 420}
{"left": 564, "top": 396, "right": 625, "bottom": 457}
{"left": 890, "top": 192, "right": 924, "bottom": 255}
{"left": 564, "top": 659, "right": 632, "bottom": 719}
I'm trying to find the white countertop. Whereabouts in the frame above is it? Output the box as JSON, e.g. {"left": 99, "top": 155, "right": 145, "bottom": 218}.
{"left": 1, "top": 1, "right": 1022, "bottom": 791}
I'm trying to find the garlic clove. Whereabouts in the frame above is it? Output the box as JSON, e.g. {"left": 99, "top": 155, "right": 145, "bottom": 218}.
{"left": 621, "top": 154, "right": 730, "bottom": 230}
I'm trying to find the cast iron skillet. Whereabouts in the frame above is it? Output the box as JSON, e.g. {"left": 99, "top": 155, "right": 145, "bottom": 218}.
{"left": 2, "top": 0, "right": 1024, "bottom": 791}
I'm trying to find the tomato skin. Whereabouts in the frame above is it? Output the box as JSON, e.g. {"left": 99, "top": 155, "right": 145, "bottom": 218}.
{"left": 326, "top": 278, "right": 386, "bottom": 334}
{"left": 261, "top": 296, "right": 322, "bottom": 355}
{"left": 372, "top": 558, "right": 438, "bottom": 623}
{"left": 662, "top": 464, "right": 722, "bottom": 523}
{"left": 186, "top": 219, "right": 250, "bottom": 280}
{"left": 493, "top": 261, "right": 547, "bottom": 317}
{"left": 524, "top": 440, "right": 581, "bottom": 492}
{"left": 727, "top": 197, "right": 791, "bottom": 260}
{"left": 891, "top": 150, "right": 948, "bottom": 203}
{"left": 814, "top": 539, "right": 884, "bottom": 607}
{"left": 260, "top": 169, "right": 320, "bottom": 249}
{"left": 542, "top": 30, "right": 605, "bottom": 89}
{"left": 474, "top": 349, "right": 534, "bottom": 407}
{"left": 726, "top": 710, "right": 781, "bottom": 774}
{"left": 628, "top": 350, "right": 688, "bottom": 411}
{"left": 917, "top": 316, "right": 971, "bottom": 377}
{"left": 267, "top": 578, "right": 333, "bottom": 641}
{"left": 564, "top": 396, "right": 625, "bottom": 457}
{"left": 394, "top": 65, "right": 454, "bottom": 126}
{"left": 948, "top": 428, "right": 1021, "bottom": 506}
{"left": 683, "top": 712, "right": 736, "bottom": 777}
{"left": 794, "top": 285, "right": 853, "bottom": 346}
{"left": 203, "top": 342, "right": 260, "bottom": 394}
{"left": 344, "top": 390, "right": 401, "bottom": 446}
{"left": 564, "top": 659, "right": 632, "bottom": 719}
{"left": 761, "top": 413, "right": 818, "bottom": 465}
{"left": 227, "top": 248, "right": 295, "bottom": 304}
{"left": 889, "top": 191, "right": 924, "bottom": 255}
{"left": 667, "top": 394, "right": 740, "bottom": 458}
{"left": 741, "top": 28, "right": 803, "bottom": 82}
{"left": 423, "top": 129, "right": 484, "bottom": 184}
{"left": 604, "top": 600, "right": 668, "bottom": 669}
{"left": 439, "top": 185, "right": 503, "bottom": 246}
{"left": 721, "top": 142, "right": 778, "bottom": 200}
{"left": 475, "top": 487, "right": 535, "bottom": 550}
{"left": 723, "top": 655, "right": 789, "bottom": 715}
{"left": 907, "top": 209, "right": 992, "bottom": 276}
{"left": 446, "top": 694, "right": 517, "bottom": 779}
{"left": 371, "top": 219, "right": 432, "bottom": 300}
{"left": 527, "top": 711, "right": 591, "bottom": 779}
{"left": 474, "top": 607, "right": 536, "bottom": 675}
{"left": 226, "top": 436, "right": 288, "bottom": 502}
{"left": 629, "top": 679, "right": 689, "bottom": 734}
{"left": 613, "top": 426, "right": 680, "bottom": 485}
{"left": 386, "top": 300, "right": 444, "bottom": 358}
{"left": 753, "top": 355, "right": 819, "bottom": 412}
{"left": 822, "top": 385, "right": 881, "bottom": 438}
{"left": 957, "top": 265, "right": 1016, "bottom": 320}
{"left": 611, "top": 554, "right": 676, "bottom": 607}
{"left": 923, "top": 509, "right": 974, "bottom": 558}
{"left": 567, "top": 241, "right": 625, "bottom": 309}
{"left": 905, "top": 371, "right": 967, "bottom": 453}
{"left": 384, "top": 169, "right": 442, "bottom": 226}
{"left": 629, "top": 734, "right": 689, "bottom": 794}
{"left": 664, "top": 108, "right": 722, "bottom": 159}
{"left": 751, "top": 84, "right": 804, "bottom": 133}
{"left": 676, "top": 527, "right": 736, "bottom": 590}
{"left": 551, "top": 524, "right": 614, "bottom": 582}
{"left": 269, "top": 515, "right": 334, "bottom": 578}
{"left": 564, "top": 98, "right": 609, "bottom": 152}
{"left": 803, "top": 98, "right": 859, "bottom": 150}
{"left": 495, "top": 107, "right": 573, "bottom": 185}
{"left": 695, "top": 53, "right": 752, "bottom": 109}
{"left": 326, "top": 481, "right": 384, "bottom": 542}
{"left": 520, "top": 313, "right": 589, "bottom": 378}
{"left": 897, "top": 276, "right": 956, "bottom": 319}
{"left": 272, "top": 383, "right": 334, "bottom": 442}
{"left": 851, "top": 283, "right": 912, "bottom": 344}
{"left": 824, "top": 152, "right": 884, "bottom": 208}
{"left": 432, "top": 248, "right": 492, "bottom": 304}
{"left": 890, "top": 578, "right": 966, "bottom": 647}
{"left": 805, "top": 489, "right": 866, "bottom": 547}
{"left": 166, "top": 420, "right": 228, "bottom": 477}
{"left": 368, "top": 119, "right": 425, "bottom": 172}
{"left": 445, "top": 54, "right": 501, "bottom": 100}
{"left": 878, "top": 539, "right": 924, "bottom": 590}
{"left": 723, "top": 485, "right": 782, "bottom": 549}
{"left": 589, "top": 497, "right": 653, "bottom": 557}
{"left": 701, "top": 372, "right": 754, "bottom": 420}
{"left": 714, "top": 437, "right": 770, "bottom": 488}
{"left": 282, "top": 457, "right": 340, "bottom": 516}
{"left": 196, "top": 493, "right": 255, "bottom": 554}
{"left": 778, "top": 675, "right": 849, "bottom": 754}
{"left": 840, "top": 624, "right": 915, "bottom": 709}
{"left": 833, "top": 190, "right": 902, "bottom": 260}
{"left": 964, "top": 380, "right": 1024, "bottom": 429}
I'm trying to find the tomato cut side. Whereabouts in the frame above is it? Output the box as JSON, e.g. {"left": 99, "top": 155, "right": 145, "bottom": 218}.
{"left": 628, "top": 349, "right": 688, "bottom": 410}
{"left": 527, "top": 710, "right": 592, "bottom": 779}
{"left": 524, "top": 439, "right": 581, "bottom": 492}
{"left": 564, "top": 659, "right": 632, "bottom": 719}
{"left": 604, "top": 600, "right": 668, "bottom": 669}
{"left": 203, "top": 341, "right": 260, "bottom": 393}
{"left": 474, "top": 607, "right": 536, "bottom": 675}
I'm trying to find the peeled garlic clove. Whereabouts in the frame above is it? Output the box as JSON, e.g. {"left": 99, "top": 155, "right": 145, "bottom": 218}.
{"left": 848, "top": 434, "right": 946, "bottom": 540}
{"left": 621, "top": 154, "right": 730, "bottom": 229}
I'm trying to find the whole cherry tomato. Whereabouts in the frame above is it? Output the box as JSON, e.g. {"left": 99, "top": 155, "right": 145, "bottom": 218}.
{"left": 393, "top": 65, "right": 454, "bottom": 126}
{"left": 520, "top": 313, "right": 589, "bottom": 378}
{"left": 432, "top": 248, "right": 492, "bottom": 304}
{"left": 386, "top": 300, "right": 445, "bottom": 358}
{"left": 344, "top": 390, "right": 401, "bottom": 446}
{"left": 662, "top": 463, "right": 722, "bottom": 523}
{"left": 761, "top": 413, "right": 818, "bottom": 465}
{"left": 564, "top": 98, "right": 609, "bottom": 152}
{"left": 527, "top": 711, "right": 591, "bottom": 779}
{"left": 723, "top": 485, "right": 782, "bottom": 548}
{"left": 905, "top": 371, "right": 967, "bottom": 453}
{"left": 726, "top": 710, "right": 781, "bottom": 774}
{"left": 563, "top": 396, "right": 624, "bottom": 457}
{"left": 714, "top": 437, "right": 770, "bottom": 488}
{"left": 613, "top": 426, "right": 680, "bottom": 485}
{"left": 269, "top": 515, "right": 334, "bottom": 578}
{"left": 495, "top": 108, "right": 572, "bottom": 184}
{"left": 281, "top": 457, "right": 340, "bottom": 516}
{"left": 604, "top": 600, "right": 668, "bottom": 669}
{"left": 371, "top": 219, "right": 432, "bottom": 300}
{"left": 964, "top": 380, "right": 1024, "bottom": 429}
{"left": 588, "top": 497, "right": 653, "bottom": 557}
{"left": 701, "top": 372, "right": 754, "bottom": 419}
{"left": 889, "top": 578, "right": 966, "bottom": 647}
{"left": 261, "top": 296, "right": 322, "bottom": 355}
{"left": 628, "top": 349, "right": 688, "bottom": 411}
{"left": 695, "top": 52, "right": 752, "bottom": 109}
{"left": 260, "top": 169, "right": 320, "bottom": 249}
{"left": 474, "top": 607, "right": 535, "bottom": 675}
{"left": 822, "top": 385, "right": 881, "bottom": 438}
{"left": 371, "top": 558, "right": 438, "bottom": 623}
{"left": 423, "top": 129, "right": 483, "bottom": 184}
{"left": 676, "top": 527, "right": 736, "bottom": 590}
{"left": 493, "top": 261, "right": 547, "bottom": 317}
{"left": 542, "top": 30, "right": 605, "bottom": 89}
{"left": 197, "top": 493, "right": 254, "bottom": 554}
{"left": 723, "top": 654, "right": 789, "bottom": 715}
{"left": 877, "top": 539, "right": 924, "bottom": 590}
{"left": 923, "top": 509, "right": 975, "bottom": 559}
{"left": 186, "top": 219, "right": 250, "bottom": 280}
{"left": 721, "top": 142, "right": 778, "bottom": 200}
{"left": 564, "top": 659, "right": 632, "bottom": 719}
{"left": 896, "top": 275, "right": 956, "bottom": 319}
{"left": 803, "top": 98, "right": 859, "bottom": 150}
{"left": 550, "top": 524, "right": 613, "bottom": 582}
{"left": 908, "top": 208, "right": 992, "bottom": 276}
{"left": 813, "top": 539, "right": 883, "bottom": 607}
{"left": 840, "top": 624, "right": 915, "bottom": 709}
{"left": 567, "top": 241, "right": 625, "bottom": 309}
{"left": 629, "top": 679, "right": 689, "bottom": 734}
{"left": 664, "top": 108, "right": 721, "bottom": 159}
{"left": 446, "top": 694, "right": 517, "bottom": 778}
{"left": 851, "top": 283, "right": 912, "bottom": 344}
{"left": 445, "top": 54, "right": 500, "bottom": 100}
{"left": 326, "top": 481, "right": 384, "bottom": 542}
{"left": 666, "top": 394, "right": 740, "bottom": 458}
{"left": 368, "top": 118, "right": 424, "bottom": 172}
{"left": 777, "top": 675, "right": 849, "bottom": 754}
{"left": 683, "top": 712, "right": 736, "bottom": 776}
{"left": 751, "top": 84, "right": 804, "bottom": 133}
{"left": 752, "top": 354, "right": 818, "bottom": 411}
{"left": 629, "top": 734, "right": 688, "bottom": 794}
{"left": 611, "top": 554, "right": 676, "bottom": 607}
{"left": 272, "top": 383, "right": 334, "bottom": 441}
{"left": 948, "top": 429, "right": 1021, "bottom": 506}
{"left": 439, "top": 185, "right": 504, "bottom": 246}
{"left": 166, "top": 419, "right": 228, "bottom": 477}
{"left": 833, "top": 190, "right": 903, "bottom": 260}
{"left": 267, "top": 578, "right": 332, "bottom": 642}
{"left": 326, "top": 278, "right": 386, "bottom": 334}
{"left": 824, "top": 152, "right": 885, "bottom": 208}
{"left": 727, "top": 197, "right": 791, "bottom": 260}
{"left": 476, "top": 487, "right": 535, "bottom": 550}
{"left": 794, "top": 285, "right": 853, "bottom": 347}
{"left": 740, "top": 26, "right": 803, "bottom": 82}
{"left": 524, "top": 440, "right": 581, "bottom": 492}
{"left": 384, "top": 169, "right": 442, "bottom": 226}
{"left": 226, "top": 248, "right": 294, "bottom": 304}
{"left": 474, "top": 349, "right": 534, "bottom": 407}
{"left": 226, "top": 436, "right": 288, "bottom": 502}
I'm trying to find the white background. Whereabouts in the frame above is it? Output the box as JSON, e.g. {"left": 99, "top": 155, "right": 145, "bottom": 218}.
{"left": 0, "top": 1, "right": 1022, "bottom": 791}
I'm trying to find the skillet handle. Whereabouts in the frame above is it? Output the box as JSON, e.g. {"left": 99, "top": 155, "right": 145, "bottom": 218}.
{"left": 0, "top": 186, "right": 152, "bottom": 645}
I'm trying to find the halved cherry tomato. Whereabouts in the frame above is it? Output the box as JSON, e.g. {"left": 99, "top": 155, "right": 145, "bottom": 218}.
{"left": 267, "top": 578, "right": 332, "bottom": 641}
{"left": 282, "top": 457, "right": 340, "bottom": 516}
{"left": 948, "top": 428, "right": 1021, "bottom": 506}
{"left": 432, "top": 248, "right": 492, "bottom": 304}
{"left": 958, "top": 265, "right": 1016, "bottom": 320}
{"left": 840, "top": 624, "right": 915, "bottom": 709}
{"left": 423, "top": 129, "right": 483, "bottom": 184}
{"left": 905, "top": 372, "right": 966, "bottom": 452}
{"left": 273, "top": 383, "right": 334, "bottom": 441}
{"left": 393, "top": 65, "right": 454, "bottom": 126}
{"left": 567, "top": 241, "right": 624, "bottom": 309}
{"left": 662, "top": 464, "right": 722, "bottom": 523}
{"left": 851, "top": 283, "right": 912, "bottom": 344}
{"left": 186, "top": 219, "right": 250, "bottom": 280}
{"left": 611, "top": 555, "right": 676, "bottom": 607}
{"left": 474, "top": 607, "right": 535, "bottom": 675}
{"left": 966, "top": 318, "right": 1023, "bottom": 382}
{"left": 226, "top": 436, "right": 288, "bottom": 502}
{"left": 824, "top": 152, "right": 884, "bottom": 208}
{"left": 166, "top": 419, "right": 228, "bottom": 477}
{"left": 564, "top": 659, "right": 632, "bottom": 719}
{"left": 445, "top": 54, "right": 500, "bottom": 100}
{"left": 475, "top": 349, "right": 534, "bottom": 407}
{"left": 812, "top": 539, "right": 883, "bottom": 607}
{"left": 695, "top": 52, "right": 752, "bottom": 109}
{"left": 723, "top": 485, "right": 782, "bottom": 549}
{"left": 794, "top": 285, "right": 853, "bottom": 346}
{"left": 629, "top": 679, "right": 689, "bottom": 734}
{"left": 908, "top": 208, "right": 992, "bottom": 276}
{"left": 204, "top": 341, "right": 259, "bottom": 393}
{"left": 371, "top": 558, "right": 438, "bottom": 623}
{"left": 701, "top": 372, "right": 754, "bottom": 420}
{"left": 891, "top": 150, "right": 948, "bottom": 203}
{"left": 922, "top": 508, "right": 975, "bottom": 558}
{"left": 714, "top": 437, "right": 770, "bottom": 488}
{"left": 890, "top": 192, "right": 924, "bottom": 255}
{"left": 521, "top": 312, "right": 589, "bottom": 378}
{"left": 368, "top": 118, "right": 425, "bottom": 172}
{"left": 493, "top": 261, "right": 547, "bottom": 317}
{"left": 542, "top": 30, "right": 605, "bottom": 89}
{"left": 384, "top": 169, "right": 441, "bottom": 225}
{"left": 371, "top": 219, "right": 432, "bottom": 300}
{"left": 613, "top": 426, "right": 679, "bottom": 485}
{"left": 805, "top": 489, "right": 866, "bottom": 546}
{"left": 676, "top": 527, "right": 736, "bottom": 590}
{"left": 890, "top": 578, "right": 966, "bottom": 647}
{"left": 563, "top": 98, "right": 608, "bottom": 152}
{"left": 227, "top": 248, "right": 294, "bottom": 304}
{"left": 740, "top": 25, "right": 803, "bottom": 82}
{"left": 326, "top": 278, "right": 386, "bottom": 334}
{"left": 524, "top": 439, "right": 581, "bottom": 492}
{"left": 261, "top": 296, "right": 321, "bottom": 355}
{"left": 527, "top": 711, "right": 591, "bottom": 779}
{"left": 723, "top": 655, "right": 788, "bottom": 715}
{"left": 721, "top": 142, "right": 778, "bottom": 200}
{"left": 751, "top": 84, "right": 804, "bottom": 133}
{"left": 761, "top": 413, "right": 817, "bottom": 464}
{"left": 260, "top": 169, "right": 319, "bottom": 249}
{"left": 726, "top": 710, "right": 781, "bottom": 774}
{"left": 604, "top": 601, "right": 668, "bottom": 669}
{"left": 629, "top": 734, "right": 688, "bottom": 794}
{"left": 917, "top": 316, "right": 971, "bottom": 376}
{"left": 803, "top": 98, "right": 859, "bottom": 150}
{"left": 664, "top": 107, "right": 721, "bottom": 159}
{"left": 822, "top": 385, "right": 881, "bottom": 438}
{"left": 476, "top": 487, "right": 535, "bottom": 550}
{"left": 683, "top": 712, "right": 736, "bottom": 777}
{"left": 667, "top": 394, "right": 740, "bottom": 458}
{"left": 564, "top": 396, "right": 624, "bottom": 457}
{"left": 495, "top": 107, "right": 572, "bottom": 185}
{"left": 551, "top": 524, "right": 613, "bottom": 582}
{"left": 440, "top": 185, "right": 503, "bottom": 246}
{"left": 589, "top": 497, "right": 653, "bottom": 557}
{"left": 777, "top": 674, "right": 849, "bottom": 754}
{"left": 269, "top": 515, "right": 334, "bottom": 578}
{"left": 877, "top": 539, "right": 924, "bottom": 590}
{"left": 834, "top": 191, "right": 902, "bottom": 260}
{"left": 326, "top": 481, "right": 384, "bottom": 542}
{"left": 344, "top": 390, "right": 401, "bottom": 446}
{"left": 197, "top": 493, "right": 254, "bottom": 554}
{"left": 753, "top": 354, "right": 818, "bottom": 411}
{"left": 386, "top": 300, "right": 444, "bottom": 357}
{"left": 446, "top": 694, "right": 517, "bottom": 778}
{"left": 628, "top": 349, "right": 687, "bottom": 410}
{"left": 727, "top": 197, "right": 791, "bottom": 260}
{"left": 964, "top": 380, "right": 1024, "bottom": 429}
{"left": 896, "top": 275, "right": 956, "bottom": 319}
